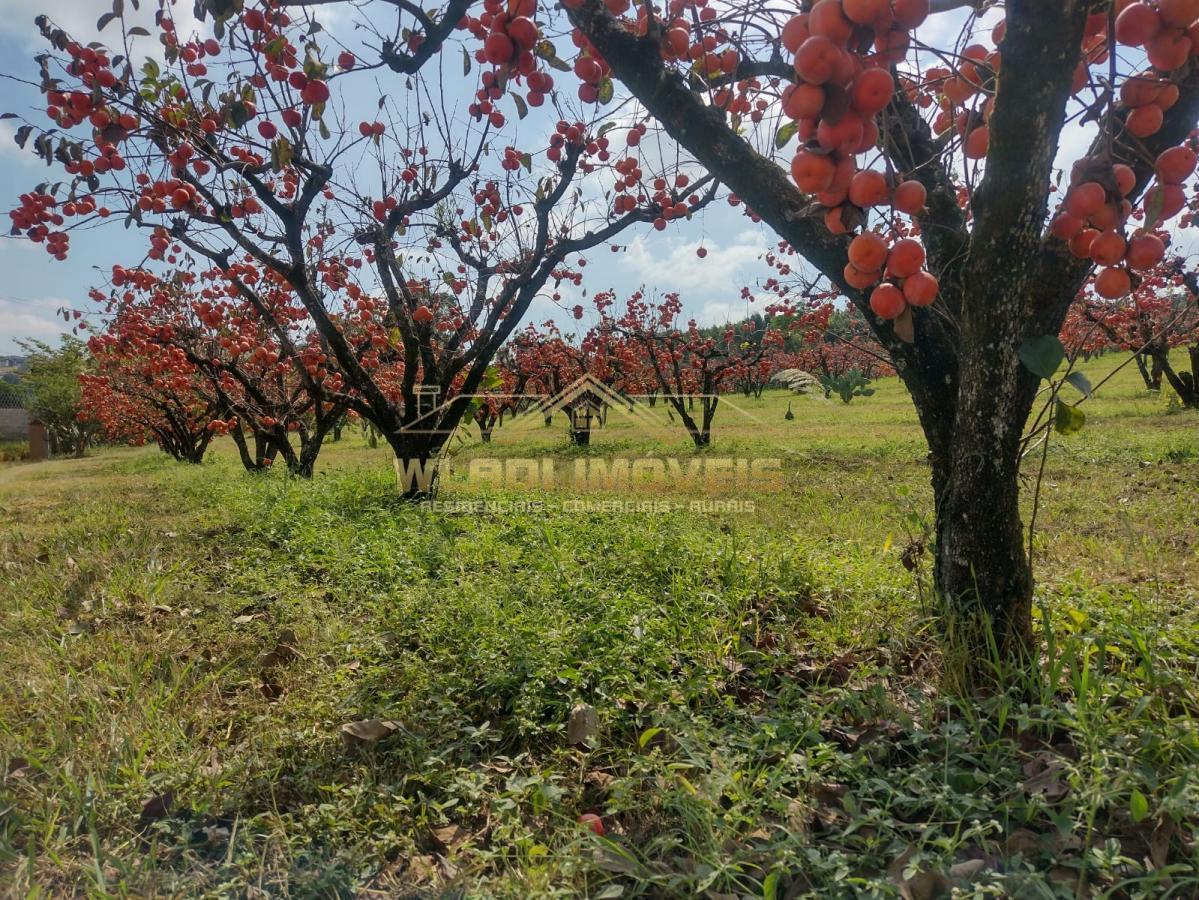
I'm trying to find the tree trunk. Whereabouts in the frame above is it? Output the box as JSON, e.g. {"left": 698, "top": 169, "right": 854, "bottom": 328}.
{"left": 1150, "top": 351, "right": 1165, "bottom": 391}
{"left": 230, "top": 427, "right": 259, "bottom": 471}
{"left": 923, "top": 325, "right": 1039, "bottom": 686}
{"left": 1181, "top": 345, "right": 1199, "bottom": 408}
{"left": 185, "top": 430, "right": 212, "bottom": 464}
{"left": 1152, "top": 345, "right": 1199, "bottom": 408}
{"left": 931, "top": 447, "right": 1034, "bottom": 688}
{"left": 1134, "top": 352, "right": 1155, "bottom": 391}
{"left": 394, "top": 452, "right": 439, "bottom": 499}
{"left": 388, "top": 430, "right": 442, "bottom": 500}
{"left": 295, "top": 435, "right": 322, "bottom": 478}
{"left": 696, "top": 396, "right": 718, "bottom": 449}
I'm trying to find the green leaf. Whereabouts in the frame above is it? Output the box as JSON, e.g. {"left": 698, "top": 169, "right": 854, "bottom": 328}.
{"left": 763, "top": 870, "right": 780, "bottom": 900}
{"left": 1145, "top": 186, "right": 1165, "bottom": 231}
{"left": 512, "top": 92, "right": 528, "bottom": 120}
{"left": 1054, "top": 399, "right": 1086, "bottom": 435}
{"left": 597, "top": 76, "right": 614, "bottom": 105}
{"left": 270, "top": 137, "right": 293, "bottom": 172}
{"left": 1018, "top": 335, "right": 1065, "bottom": 380}
{"left": 462, "top": 46, "right": 471, "bottom": 76}
{"left": 520, "top": 152, "right": 532, "bottom": 173}
{"left": 775, "top": 120, "right": 798, "bottom": 149}
{"left": 227, "top": 100, "right": 252, "bottom": 128}
{"left": 637, "top": 726, "right": 663, "bottom": 748}
{"left": 1129, "top": 789, "right": 1149, "bottom": 823}
{"left": 1065, "top": 371, "right": 1093, "bottom": 398}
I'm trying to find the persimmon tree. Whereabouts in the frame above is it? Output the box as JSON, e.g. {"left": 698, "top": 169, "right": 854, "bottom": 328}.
{"left": 1063, "top": 256, "right": 1199, "bottom": 400}
{"left": 7, "top": 0, "right": 714, "bottom": 497}
{"left": 467, "top": 362, "right": 526, "bottom": 442}
{"left": 89, "top": 263, "right": 351, "bottom": 473}
{"left": 604, "top": 289, "right": 786, "bottom": 447}
{"left": 509, "top": 318, "right": 638, "bottom": 439}
{"left": 554, "top": 0, "right": 1199, "bottom": 676}
{"left": 81, "top": 331, "right": 222, "bottom": 463}
{"left": 771, "top": 302, "right": 893, "bottom": 398}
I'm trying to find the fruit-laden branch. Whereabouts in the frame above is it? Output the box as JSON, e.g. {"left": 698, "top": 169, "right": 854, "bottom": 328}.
{"left": 433, "top": 179, "right": 721, "bottom": 437}
{"left": 564, "top": 0, "right": 955, "bottom": 441}
{"left": 277, "top": 0, "right": 475, "bottom": 74}
{"left": 1030, "top": 67, "right": 1199, "bottom": 337}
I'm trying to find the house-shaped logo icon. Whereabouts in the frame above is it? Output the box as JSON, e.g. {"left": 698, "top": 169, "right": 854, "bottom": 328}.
{"left": 530, "top": 374, "right": 660, "bottom": 430}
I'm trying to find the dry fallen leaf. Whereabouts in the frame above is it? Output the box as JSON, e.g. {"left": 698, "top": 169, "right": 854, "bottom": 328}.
{"left": 567, "top": 703, "right": 599, "bottom": 749}
{"left": 1149, "top": 819, "right": 1176, "bottom": 869}
{"left": 585, "top": 770, "right": 615, "bottom": 789}
{"left": 259, "top": 630, "right": 300, "bottom": 669}
{"left": 948, "top": 858, "right": 986, "bottom": 881}
{"left": 260, "top": 673, "right": 284, "bottom": 701}
{"left": 4, "top": 757, "right": 30, "bottom": 784}
{"left": 340, "top": 719, "right": 403, "bottom": 748}
{"left": 406, "top": 853, "right": 439, "bottom": 882}
{"left": 887, "top": 845, "right": 951, "bottom": 900}
{"left": 1003, "top": 828, "right": 1044, "bottom": 857}
{"left": 139, "top": 790, "right": 174, "bottom": 820}
{"left": 430, "top": 823, "right": 468, "bottom": 851}
{"left": 1022, "top": 752, "right": 1070, "bottom": 800}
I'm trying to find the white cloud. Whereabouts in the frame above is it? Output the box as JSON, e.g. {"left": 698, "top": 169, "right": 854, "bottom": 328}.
{"left": 697, "top": 298, "right": 750, "bottom": 326}
{"left": 620, "top": 227, "right": 765, "bottom": 297}
{"left": 0, "top": 121, "right": 41, "bottom": 166}
{"left": 0, "top": 0, "right": 200, "bottom": 48}
{"left": 0, "top": 294, "right": 75, "bottom": 352}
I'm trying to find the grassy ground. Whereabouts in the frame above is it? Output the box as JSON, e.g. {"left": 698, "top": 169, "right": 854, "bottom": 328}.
{"left": 1, "top": 352, "right": 1198, "bottom": 898}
